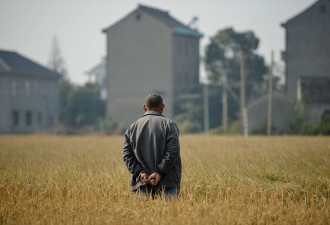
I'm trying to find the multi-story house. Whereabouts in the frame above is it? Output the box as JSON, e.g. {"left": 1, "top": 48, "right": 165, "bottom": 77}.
{"left": 103, "top": 4, "right": 203, "bottom": 126}
{"left": 0, "top": 50, "right": 60, "bottom": 133}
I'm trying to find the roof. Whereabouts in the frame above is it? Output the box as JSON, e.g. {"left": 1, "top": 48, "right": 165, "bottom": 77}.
{"left": 138, "top": 4, "right": 185, "bottom": 28}
{"left": 103, "top": 4, "right": 203, "bottom": 38}
{"left": 247, "top": 90, "right": 294, "bottom": 107}
{"left": 0, "top": 50, "right": 60, "bottom": 77}
{"left": 281, "top": 0, "right": 322, "bottom": 28}
{"left": 85, "top": 57, "right": 106, "bottom": 76}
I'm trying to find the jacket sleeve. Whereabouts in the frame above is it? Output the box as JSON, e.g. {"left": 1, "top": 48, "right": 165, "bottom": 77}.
{"left": 156, "top": 122, "right": 180, "bottom": 176}
{"left": 123, "top": 129, "right": 146, "bottom": 178}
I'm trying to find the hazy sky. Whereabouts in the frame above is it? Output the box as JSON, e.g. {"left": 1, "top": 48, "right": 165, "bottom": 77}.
{"left": 0, "top": 0, "right": 316, "bottom": 84}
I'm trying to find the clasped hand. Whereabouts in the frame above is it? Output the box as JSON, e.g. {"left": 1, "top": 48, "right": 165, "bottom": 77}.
{"left": 140, "top": 172, "right": 162, "bottom": 186}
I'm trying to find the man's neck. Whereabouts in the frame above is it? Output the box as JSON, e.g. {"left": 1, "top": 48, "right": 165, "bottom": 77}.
{"left": 147, "top": 109, "right": 163, "bottom": 114}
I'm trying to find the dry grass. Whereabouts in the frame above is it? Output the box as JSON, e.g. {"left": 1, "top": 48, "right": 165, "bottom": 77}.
{"left": 0, "top": 135, "right": 329, "bottom": 224}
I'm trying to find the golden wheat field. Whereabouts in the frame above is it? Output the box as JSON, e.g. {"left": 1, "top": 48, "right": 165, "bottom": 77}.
{"left": 0, "top": 135, "right": 329, "bottom": 225}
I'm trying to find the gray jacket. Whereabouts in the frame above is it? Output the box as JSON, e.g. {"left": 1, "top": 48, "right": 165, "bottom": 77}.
{"left": 123, "top": 111, "right": 181, "bottom": 191}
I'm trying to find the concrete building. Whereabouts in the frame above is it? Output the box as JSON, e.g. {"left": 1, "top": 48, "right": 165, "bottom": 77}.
{"left": 85, "top": 57, "right": 107, "bottom": 100}
{"left": 247, "top": 91, "right": 295, "bottom": 134}
{"left": 103, "top": 4, "right": 203, "bottom": 126}
{"left": 247, "top": 0, "right": 330, "bottom": 133}
{"left": 0, "top": 50, "right": 60, "bottom": 134}
{"left": 297, "top": 76, "right": 330, "bottom": 125}
{"left": 281, "top": 0, "right": 330, "bottom": 96}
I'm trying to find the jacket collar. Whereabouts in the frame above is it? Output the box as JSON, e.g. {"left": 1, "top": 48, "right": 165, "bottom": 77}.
{"left": 143, "top": 110, "right": 164, "bottom": 117}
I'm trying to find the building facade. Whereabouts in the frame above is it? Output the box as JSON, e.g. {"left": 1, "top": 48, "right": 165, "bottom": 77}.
{"left": 297, "top": 76, "right": 330, "bottom": 125}
{"left": 0, "top": 50, "right": 60, "bottom": 134}
{"left": 103, "top": 4, "right": 202, "bottom": 126}
{"left": 247, "top": 91, "right": 295, "bottom": 134}
{"left": 85, "top": 57, "right": 107, "bottom": 100}
{"left": 281, "top": 0, "right": 330, "bottom": 96}
{"left": 247, "top": 0, "right": 330, "bottom": 133}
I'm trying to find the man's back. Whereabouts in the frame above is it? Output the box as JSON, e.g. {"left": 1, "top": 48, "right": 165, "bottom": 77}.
{"left": 123, "top": 110, "right": 181, "bottom": 191}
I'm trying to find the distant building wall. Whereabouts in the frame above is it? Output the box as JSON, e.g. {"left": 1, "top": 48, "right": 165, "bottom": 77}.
{"left": 172, "top": 34, "right": 200, "bottom": 115}
{"left": 247, "top": 92, "right": 295, "bottom": 134}
{"left": 106, "top": 9, "right": 173, "bottom": 126}
{"left": 0, "top": 72, "right": 59, "bottom": 133}
{"left": 104, "top": 5, "right": 202, "bottom": 127}
{"left": 283, "top": 0, "right": 330, "bottom": 96}
{"left": 306, "top": 104, "right": 330, "bottom": 125}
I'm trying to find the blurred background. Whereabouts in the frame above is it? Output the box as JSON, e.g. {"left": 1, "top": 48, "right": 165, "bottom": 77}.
{"left": 0, "top": 0, "right": 329, "bottom": 135}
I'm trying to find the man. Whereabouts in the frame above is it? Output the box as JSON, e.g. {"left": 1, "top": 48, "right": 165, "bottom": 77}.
{"left": 123, "top": 93, "right": 181, "bottom": 199}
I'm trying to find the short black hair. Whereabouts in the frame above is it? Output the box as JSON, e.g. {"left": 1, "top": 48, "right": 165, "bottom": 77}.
{"left": 145, "top": 93, "right": 163, "bottom": 109}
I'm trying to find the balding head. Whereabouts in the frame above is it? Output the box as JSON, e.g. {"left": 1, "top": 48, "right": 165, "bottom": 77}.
{"left": 144, "top": 93, "right": 165, "bottom": 113}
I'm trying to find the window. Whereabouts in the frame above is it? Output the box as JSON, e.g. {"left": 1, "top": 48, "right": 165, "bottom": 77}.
{"left": 12, "top": 81, "right": 17, "bottom": 96}
{"left": 177, "top": 41, "right": 182, "bottom": 55}
{"left": 34, "top": 82, "right": 39, "bottom": 95}
{"left": 320, "top": 5, "right": 326, "bottom": 14}
{"left": 136, "top": 13, "right": 141, "bottom": 21}
{"left": 184, "top": 42, "right": 188, "bottom": 55}
{"left": 37, "top": 112, "right": 42, "bottom": 126}
{"left": 26, "top": 111, "right": 32, "bottom": 126}
{"left": 25, "top": 80, "right": 31, "bottom": 96}
{"left": 12, "top": 111, "right": 19, "bottom": 126}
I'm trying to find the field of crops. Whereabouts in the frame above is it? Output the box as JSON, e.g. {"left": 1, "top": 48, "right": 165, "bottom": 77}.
{"left": 0, "top": 135, "right": 329, "bottom": 224}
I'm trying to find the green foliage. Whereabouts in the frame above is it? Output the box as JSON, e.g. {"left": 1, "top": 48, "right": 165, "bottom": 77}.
{"left": 99, "top": 117, "right": 118, "bottom": 135}
{"left": 284, "top": 112, "right": 330, "bottom": 135}
{"left": 314, "top": 112, "right": 330, "bottom": 135}
{"left": 284, "top": 115, "right": 313, "bottom": 135}
{"left": 59, "top": 81, "right": 105, "bottom": 130}
{"left": 211, "top": 120, "right": 242, "bottom": 135}
{"left": 250, "top": 118, "right": 276, "bottom": 135}
{"left": 175, "top": 101, "right": 203, "bottom": 134}
{"left": 68, "top": 83, "right": 105, "bottom": 127}
{"left": 204, "top": 27, "right": 268, "bottom": 125}
{"left": 177, "top": 120, "right": 202, "bottom": 134}
{"left": 228, "top": 121, "right": 242, "bottom": 135}
{"left": 205, "top": 27, "right": 268, "bottom": 99}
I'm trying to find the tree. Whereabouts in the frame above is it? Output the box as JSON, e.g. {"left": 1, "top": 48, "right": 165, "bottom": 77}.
{"left": 174, "top": 100, "right": 204, "bottom": 134}
{"left": 204, "top": 27, "right": 268, "bottom": 121}
{"left": 67, "top": 83, "right": 105, "bottom": 128}
{"left": 59, "top": 79, "right": 74, "bottom": 125}
{"left": 48, "top": 35, "right": 68, "bottom": 78}
{"left": 205, "top": 27, "right": 268, "bottom": 98}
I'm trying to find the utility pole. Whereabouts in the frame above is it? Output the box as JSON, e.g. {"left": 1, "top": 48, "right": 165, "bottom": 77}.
{"left": 222, "top": 72, "right": 228, "bottom": 133}
{"left": 203, "top": 83, "right": 209, "bottom": 134}
{"left": 240, "top": 48, "right": 248, "bottom": 137}
{"left": 267, "top": 51, "right": 274, "bottom": 136}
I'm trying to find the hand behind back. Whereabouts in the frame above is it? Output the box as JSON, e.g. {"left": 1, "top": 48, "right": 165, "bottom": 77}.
{"left": 139, "top": 172, "right": 162, "bottom": 186}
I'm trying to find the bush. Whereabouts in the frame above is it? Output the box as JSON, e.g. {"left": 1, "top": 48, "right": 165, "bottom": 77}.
{"left": 99, "top": 117, "right": 118, "bottom": 135}
{"left": 284, "top": 113, "right": 330, "bottom": 135}
{"left": 250, "top": 118, "right": 276, "bottom": 135}
{"left": 177, "top": 120, "right": 203, "bottom": 134}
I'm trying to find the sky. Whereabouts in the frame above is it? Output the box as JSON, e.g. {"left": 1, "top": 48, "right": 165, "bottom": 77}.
{"left": 0, "top": 0, "right": 316, "bottom": 85}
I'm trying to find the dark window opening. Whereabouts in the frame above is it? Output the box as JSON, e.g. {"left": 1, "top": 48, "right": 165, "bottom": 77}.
{"left": 48, "top": 115, "right": 54, "bottom": 127}
{"left": 320, "top": 5, "right": 326, "bottom": 14}
{"left": 321, "top": 110, "right": 330, "bottom": 124}
{"left": 26, "top": 111, "right": 32, "bottom": 126}
{"left": 13, "top": 111, "right": 19, "bottom": 126}
{"left": 136, "top": 14, "right": 141, "bottom": 21}
{"left": 38, "top": 112, "right": 42, "bottom": 126}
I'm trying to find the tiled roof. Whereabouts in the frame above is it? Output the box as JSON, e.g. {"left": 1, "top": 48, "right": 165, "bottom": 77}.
{"left": 138, "top": 4, "right": 203, "bottom": 38}
{"left": 0, "top": 50, "right": 60, "bottom": 77}
{"left": 138, "top": 5, "right": 185, "bottom": 28}
{"left": 103, "top": 4, "right": 203, "bottom": 38}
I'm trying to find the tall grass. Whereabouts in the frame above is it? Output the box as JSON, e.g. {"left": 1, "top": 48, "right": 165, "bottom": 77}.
{"left": 0, "top": 135, "right": 329, "bottom": 224}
